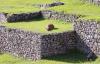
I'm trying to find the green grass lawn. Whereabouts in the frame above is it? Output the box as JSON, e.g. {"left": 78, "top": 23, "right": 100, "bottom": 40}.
{"left": 0, "top": 52, "right": 100, "bottom": 64}
{"left": 48, "top": 0, "right": 100, "bottom": 20}
{"left": 0, "top": 0, "right": 54, "bottom": 13}
{"left": 0, "top": 0, "right": 100, "bottom": 64}
{"left": 0, "top": 19, "right": 73, "bottom": 34}
{"left": 0, "top": 0, "right": 53, "bottom": 13}
{"left": 0, "top": 0, "right": 100, "bottom": 20}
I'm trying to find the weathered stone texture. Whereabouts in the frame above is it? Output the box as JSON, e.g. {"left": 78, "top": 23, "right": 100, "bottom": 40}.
{"left": 41, "top": 10, "right": 79, "bottom": 22}
{"left": 74, "top": 20, "right": 100, "bottom": 56}
{"left": 7, "top": 12, "right": 42, "bottom": 22}
{"left": 0, "top": 26, "right": 42, "bottom": 60}
{"left": 0, "top": 10, "right": 79, "bottom": 22}
{"left": 33, "top": 2, "right": 64, "bottom": 8}
{"left": 0, "top": 26, "right": 77, "bottom": 60}
{"left": 84, "top": 0, "right": 100, "bottom": 5}
{"left": 41, "top": 31, "right": 77, "bottom": 57}
{"left": 0, "top": 13, "right": 7, "bottom": 22}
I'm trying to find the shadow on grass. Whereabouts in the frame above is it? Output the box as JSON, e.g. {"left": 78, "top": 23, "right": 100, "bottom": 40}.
{"left": 53, "top": 28, "right": 59, "bottom": 30}
{"left": 42, "top": 51, "right": 95, "bottom": 63}
{"left": 8, "top": 17, "right": 45, "bottom": 23}
{"left": 49, "top": 28, "right": 59, "bottom": 31}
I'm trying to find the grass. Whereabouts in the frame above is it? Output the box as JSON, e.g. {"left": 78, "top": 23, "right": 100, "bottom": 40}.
{"left": 0, "top": 0, "right": 55, "bottom": 14}
{"left": 0, "top": 0, "right": 53, "bottom": 13}
{"left": 48, "top": 0, "right": 100, "bottom": 20}
{"left": 0, "top": 19, "right": 73, "bottom": 34}
{"left": 0, "top": 0, "right": 100, "bottom": 64}
{"left": 1, "top": 0, "right": 100, "bottom": 20}
{"left": 0, "top": 52, "right": 100, "bottom": 64}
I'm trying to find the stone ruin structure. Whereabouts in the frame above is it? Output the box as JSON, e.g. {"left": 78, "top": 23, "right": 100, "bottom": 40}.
{"left": 0, "top": 13, "right": 7, "bottom": 23}
{"left": 85, "top": 0, "right": 100, "bottom": 5}
{"left": 0, "top": 10, "right": 99, "bottom": 61}
{"left": 33, "top": 2, "right": 64, "bottom": 8}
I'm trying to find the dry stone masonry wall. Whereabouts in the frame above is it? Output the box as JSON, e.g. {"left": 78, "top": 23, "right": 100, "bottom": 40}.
{"left": 0, "top": 13, "right": 7, "bottom": 23}
{"left": 33, "top": 2, "right": 64, "bottom": 8}
{"left": 0, "top": 26, "right": 77, "bottom": 60}
{"left": 6, "top": 11, "right": 42, "bottom": 22}
{"left": 0, "top": 10, "right": 79, "bottom": 22}
{"left": 0, "top": 26, "right": 42, "bottom": 60}
{"left": 41, "top": 10, "right": 79, "bottom": 22}
{"left": 74, "top": 19, "right": 100, "bottom": 57}
{"left": 0, "top": 9, "right": 100, "bottom": 60}
{"left": 41, "top": 31, "right": 77, "bottom": 57}
{"left": 84, "top": 0, "right": 100, "bottom": 5}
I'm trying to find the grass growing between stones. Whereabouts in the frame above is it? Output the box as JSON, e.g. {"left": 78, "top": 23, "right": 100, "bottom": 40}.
{"left": 0, "top": 20, "right": 73, "bottom": 33}
{"left": 0, "top": 52, "right": 100, "bottom": 64}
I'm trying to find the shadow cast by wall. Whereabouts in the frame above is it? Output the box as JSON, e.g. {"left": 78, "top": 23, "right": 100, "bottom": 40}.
{"left": 42, "top": 32, "right": 98, "bottom": 63}
{"left": 76, "top": 33, "right": 98, "bottom": 61}
{"left": 42, "top": 51, "right": 89, "bottom": 63}
{"left": 42, "top": 47, "right": 97, "bottom": 63}
{"left": 8, "top": 17, "right": 45, "bottom": 23}
{"left": 7, "top": 12, "right": 45, "bottom": 23}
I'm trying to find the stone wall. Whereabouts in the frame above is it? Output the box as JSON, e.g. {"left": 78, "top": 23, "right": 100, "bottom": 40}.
{"left": 0, "top": 13, "right": 7, "bottom": 23}
{"left": 74, "top": 19, "right": 100, "bottom": 56}
{"left": 84, "top": 0, "right": 100, "bottom": 5}
{"left": 7, "top": 11, "right": 42, "bottom": 22}
{"left": 0, "top": 10, "right": 79, "bottom": 22}
{"left": 41, "top": 10, "right": 79, "bottom": 22}
{"left": 41, "top": 31, "right": 77, "bottom": 57}
{"left": 33, "top": 2, "right": 64, "bottom": 8}
{"left": 0, "top": 26, "right": 42, "bottom": 60}
{"left": 0, "top": 26, "right": 77, "bottom": 60}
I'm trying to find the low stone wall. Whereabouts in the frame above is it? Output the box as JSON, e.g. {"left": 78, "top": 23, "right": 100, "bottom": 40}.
{"left": 84, "top": 0, "right": 100, "bottom": 5}
{"left": 0, "top": 26, "right": 42, "bottom": 60}
{"left": 41, "top": 10, "right": 79, "bottom": 22}
{"left": 0, "top": 13, "right": 7, "bottom": 23}
{"left": 33, "top": 2, "right": 64, "bottom": 8}
{"left": 41, "top": 31, "right": 77, "bottom": 57}
{"left": 74, "top": 19, "right": 100, "bottom": 56}
{"left": 7, "top": 11, "right": 42, "bottom": 22}
{"left": 0, "top": 10, "right": 79, "bottom": 22}
{"left": 0, "top": 26, "right": 77, "bottom": 60}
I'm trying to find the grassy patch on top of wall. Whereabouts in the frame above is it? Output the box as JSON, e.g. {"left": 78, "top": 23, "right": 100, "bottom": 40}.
{"left": 0, "top": 20, "right": 73, "bottom": 34}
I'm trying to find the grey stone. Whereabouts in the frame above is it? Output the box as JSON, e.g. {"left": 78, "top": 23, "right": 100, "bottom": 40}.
{"left": 0, "top": 26, "right": 77, "bottom": 60}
